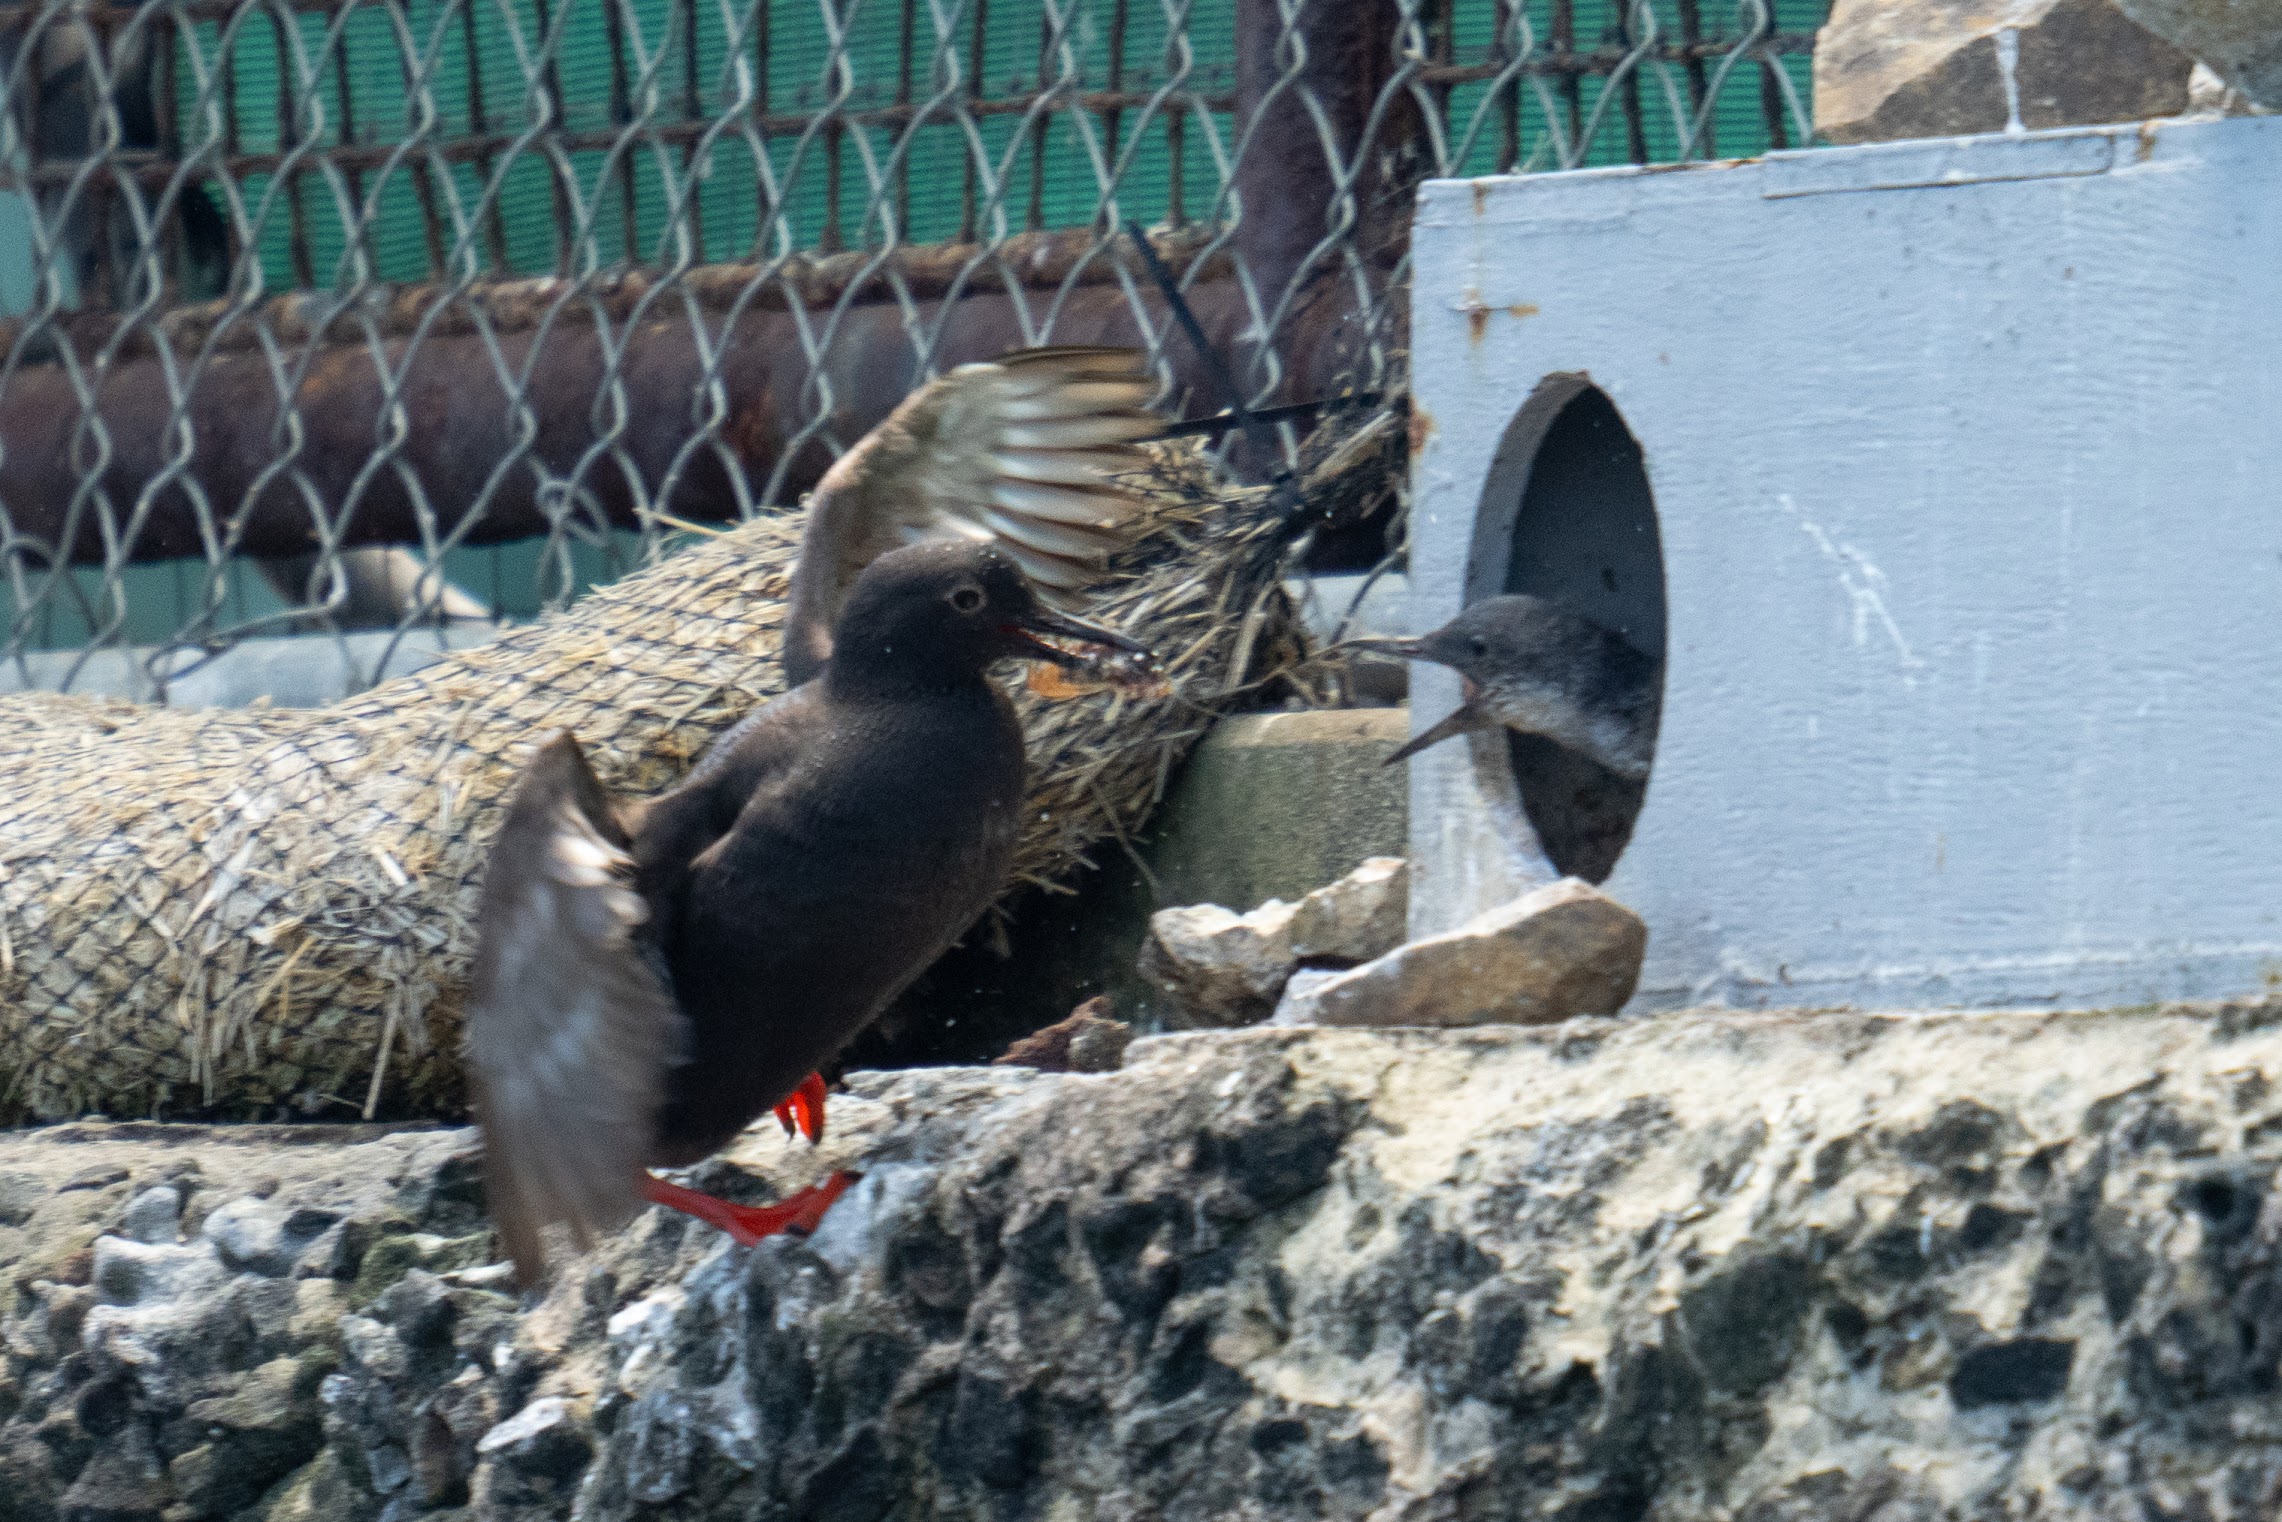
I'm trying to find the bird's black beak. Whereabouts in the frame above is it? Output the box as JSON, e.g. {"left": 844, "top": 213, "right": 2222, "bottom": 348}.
{"left": 1005, "top": 605, "right": 1148, "bottom": 659}
{"left": 1342, "top": 633, "right": 1432, "bottom": 662}
{"left": 1001, "top": 607, "right": 1169, "bottom": 699}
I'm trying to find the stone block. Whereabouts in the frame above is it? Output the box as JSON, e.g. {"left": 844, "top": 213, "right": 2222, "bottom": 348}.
{"left": 1139, "top": 856, "right": 1416, "bottom": 1029}
{"left": 1138, "top": 900, "right": 1301, "bottom": 1029}
{"left": 1289, "top": 856, "right": 1409, "bottom": 964}
{"left": 1815, "top": 0, "right": 2193, "bottom": 143}
{"left": 1275, "top": 877, "right": 1646, "bottom": 1028}
{"left": 2113, "top": 0, "right": 2282, "bottom": 107}
{"left": 1142, "top": 708, "right": 1409, "bottom": 914}
{"left": 859, "top": 707, "right": 1412, "bottom": 1053}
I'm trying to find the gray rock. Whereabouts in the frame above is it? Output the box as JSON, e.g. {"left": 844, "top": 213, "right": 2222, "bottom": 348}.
{"left": 371, "top": 1270, "right": 456, "bottom": 1351}
{"left": 7, "top": 1283, "right": 91, "bottom": 1364}
{"left": 1815, "top": 0, "right": 2195, "bottom": 142}
{"left": 89, "top": 1236, "right": 222, "bottom": 1307}
{"left": 200, "top": 1196, "right": 291, "bottom": 1275}
{"left": 0, "top": 1170, "right": 44, "bottom": 1226}
{"left": 1287, "top": 855, "right": 1408, "bottom": 964}
{"left": 351, "top": 1230, "right": 490, "bottom": 1306}
{"left": 1272, "top": 966, "right": 1348, "bottom": 1016}
{"left": 10, "top": 1006, "right": 2282, "bottom": 1518}
{"left": 55, "top": 1422, "right": 170, "bottom": 1520}
{"left": 202, "top": 1197, "right": 342, "bottom": 1278}
{"left": 60, "top": 1165, "right": 130, "bottom": 1195}
{"left": 1141, "top": 858, "right": 1414, "bottom": 1029}
{"left": 437, "top": 1262, "right": 519, "bottom": 1292}
{"left": 255, "top": 1449, "right": 373, "bottom": 1522}
{"left": 411, "top": 1368, "right": 496, "bottom": 1507}
{"left": 166, "top": 1382, "right": 321, "bottom": 1519}
{"left": 2114, "top": 0, "right": 2282, "bottom": 106}
{"left": 364, "top": 1440, "right": 412, "bottom": 1496}
{"left": 291, "top": 1220, "right": 358, "bottom": 1280}
{"left": 1275, "top": 876, "right": 1647, "bottom": 1027}
{"left": 474, "top": 1396, "right": 583, "bottom": 1466}
{"left": 339, "top": 1317, "right": 409, "bottom": 1383}
{"left": 1137, "top": 899, "right": 1301, "bottom": 1028}
{"left": 474, "top": 1396, "right": 592, "bottom": 1514}
{"left": 116, "top": 1186, "right": 181, "bottom": 1246}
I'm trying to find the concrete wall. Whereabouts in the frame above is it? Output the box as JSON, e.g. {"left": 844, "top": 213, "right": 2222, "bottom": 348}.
{"left": 1407, "top": 116, "right": 2282, "bottom": 1011}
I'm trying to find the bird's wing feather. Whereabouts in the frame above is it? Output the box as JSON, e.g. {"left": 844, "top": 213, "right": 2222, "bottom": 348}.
{"left": 783, "top": 346, "right": 1157, "bottom": 683}
{"left": 466, "top": 733, "right": 685, "bottom": 1285}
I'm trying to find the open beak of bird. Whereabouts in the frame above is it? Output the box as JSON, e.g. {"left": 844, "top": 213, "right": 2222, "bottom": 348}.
{"left": 1004, "top": 608, "right": 1173, "bottom": 701}
{"left": 1344, "top": 634, "right": 1480, "bottom": 702}
{"left": 1344, "top": 634, "right": 1489, "bottom": 765}
{"left": 1344, "top": 633, "right": 1427, "bottom": 662}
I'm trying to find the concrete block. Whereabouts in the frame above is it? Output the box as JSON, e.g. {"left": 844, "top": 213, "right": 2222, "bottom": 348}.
{"left": 1142, "top": 707, "right": 1410, "bottom": 914}
{"left": 1407, "top": 117, "right": 2282, "bottom": 1013}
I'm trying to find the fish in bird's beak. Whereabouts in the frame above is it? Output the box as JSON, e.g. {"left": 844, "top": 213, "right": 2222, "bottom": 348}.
{"left": 1003, "top": 607, "right": 1172, "bottom": 700}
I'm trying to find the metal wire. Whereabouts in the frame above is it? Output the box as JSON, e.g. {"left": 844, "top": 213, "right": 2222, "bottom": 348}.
{"left": 0, "top": 0, "right": 1820, "bottom": 701}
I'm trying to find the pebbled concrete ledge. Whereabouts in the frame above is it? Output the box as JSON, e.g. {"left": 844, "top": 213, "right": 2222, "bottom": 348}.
{"left": 5, "top": 1000, "right": 2282, "bottom": 1520}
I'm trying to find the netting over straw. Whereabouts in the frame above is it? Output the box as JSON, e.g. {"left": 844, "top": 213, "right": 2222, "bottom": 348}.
{"left": 0, "top": 421, "right": 1401, "bottom": 1125}
{"left": 0, "top": 0, "right": 1817, "bottom": 1119}
{"left": 0, "top": 0, "right": 1822, "bottom": 681}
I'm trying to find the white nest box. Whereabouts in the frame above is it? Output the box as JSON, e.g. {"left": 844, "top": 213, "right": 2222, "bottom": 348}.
{"left": 1405, "top": 116, "right": 2282, "bottom": 1012}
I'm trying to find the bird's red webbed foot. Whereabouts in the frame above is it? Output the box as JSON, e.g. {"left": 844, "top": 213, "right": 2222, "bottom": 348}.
{"left": 640, "top": 1170, "right": 859, "bottom": 1247}
{"left": 774, "top": 1071, "right": 828, "bottom": 1144}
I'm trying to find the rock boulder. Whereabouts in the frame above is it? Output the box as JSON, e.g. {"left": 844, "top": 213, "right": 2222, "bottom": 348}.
{"left": 2114, "top": 0, "right": 2282, "bottom": 107}
{"left": 1276, "top": 875, "right": 1646, "bottom": 1027}
{"left": 1135, "top": 899, "right": 1301, "bottom": 1027}
{"left": 5, "top": 1002, "right": 2282, "bottom": 1518}
{"left": 1137, "top": 857, "right": 1412, "bottom": 1029}
{"left": 1816, "top": 0, "right": 2196, "bottom": 142}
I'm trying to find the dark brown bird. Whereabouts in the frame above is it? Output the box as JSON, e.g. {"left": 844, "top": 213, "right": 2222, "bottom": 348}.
{"left": 467, "top": 541, "right": 1153, "bottom": 1284}
{"left": 1354, "top": 594, "right": 1661, "bottom": 779}
{"left": 782, "top": 346, "right": 1159, "bottom": 683}
{"left": 467, "top": 346, "right": 1166, "bottom": 1285}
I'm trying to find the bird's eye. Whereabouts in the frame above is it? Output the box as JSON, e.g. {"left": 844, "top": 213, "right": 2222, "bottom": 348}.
{"left": 950, "top": 585, "right": 985, "bottom": 613}
{"left": 1469, "top": 635, "right": 1490, "bottom": 657}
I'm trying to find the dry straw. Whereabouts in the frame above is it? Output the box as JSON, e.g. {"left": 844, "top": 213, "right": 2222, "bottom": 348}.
{"left": 0, "top": 418, "right": 1399, "bottom": 1125}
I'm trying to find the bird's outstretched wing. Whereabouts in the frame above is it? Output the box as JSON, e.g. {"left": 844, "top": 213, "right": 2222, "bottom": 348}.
{"left": 466, "top": 733, "right": 685, "bottom": 1285}
{"left": 783, "top": 346, "right": 1158, "bottom": 683}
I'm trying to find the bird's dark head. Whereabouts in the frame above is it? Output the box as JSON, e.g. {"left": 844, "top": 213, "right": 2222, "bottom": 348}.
{"left": 827, "top": 541, "right": 1156, "bottom": 694}
{"left": 1350, "top": 595, "right": 1573, "bottom": 688}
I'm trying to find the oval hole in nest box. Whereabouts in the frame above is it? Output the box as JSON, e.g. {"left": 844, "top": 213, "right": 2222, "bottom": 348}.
{"left": 1462, "top": 375, "right": 1666, "bottom": 884}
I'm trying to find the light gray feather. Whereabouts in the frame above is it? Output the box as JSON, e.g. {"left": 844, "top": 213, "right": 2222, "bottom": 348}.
{"left": 466, "top": 734, "right": 684, "bottom": 1285}
{"left": 781, "top": 346, "right": 1156, "bottom": 683}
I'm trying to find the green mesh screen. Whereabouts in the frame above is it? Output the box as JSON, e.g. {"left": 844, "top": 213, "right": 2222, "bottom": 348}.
{"left": 175, "top": 0, "right": 1819, "bottom": 295}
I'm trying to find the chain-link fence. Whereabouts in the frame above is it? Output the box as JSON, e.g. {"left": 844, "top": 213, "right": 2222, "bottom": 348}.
{"left": 0, "top": 0, "right": 1821, "bottom": 702}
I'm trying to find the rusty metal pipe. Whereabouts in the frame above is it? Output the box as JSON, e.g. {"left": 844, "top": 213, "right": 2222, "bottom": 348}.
{"left": 0, "top": 273, "right": 1384, "bottom": 565}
